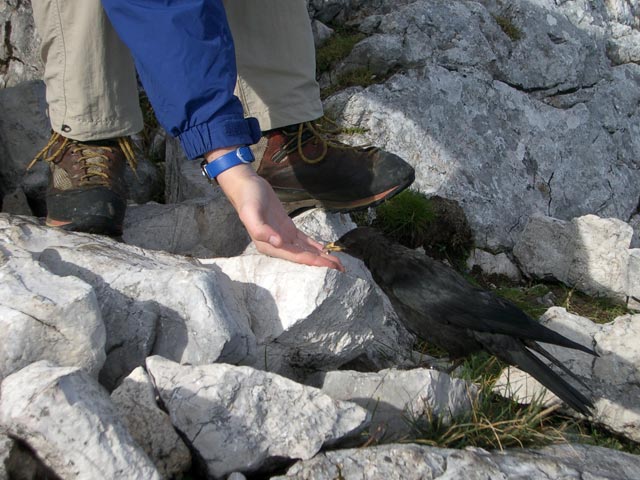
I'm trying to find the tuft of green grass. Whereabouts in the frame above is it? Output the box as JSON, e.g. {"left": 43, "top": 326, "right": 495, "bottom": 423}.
{"left": 321, "top": 66, "right": 380, "bottom": 98}
{"left": 374, "top": 189, "right": 436, "bottom": 247}
{"left": 555, "top": 286, "right": 630, "bottom": 324}
{"left": 316, "top": 28, "right": 365, "bottom": 74}
{"left": 494, "top": 14, "right": 523, "bottom": 41}
{"left": 490, "top": 281, "right": 630, "bottom": 325}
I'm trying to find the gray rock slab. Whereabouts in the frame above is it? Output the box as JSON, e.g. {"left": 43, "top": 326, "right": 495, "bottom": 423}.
{"left": 1, "top": 188, "right": 31, "bottom": 216}
{"left": 325, "top": 0, "right": 640, "bottom": 250}
{"left": 306, "top": 368, "right": 477, "bottom": 440}
{"left": 312, "top": 19, "right": 334, "bottom": 47}
{"left": 0, "top": 435, "right": 10, "bottom": 480}
{"left": 146, "top": 356, "right": 370, "bottom": 478}
{"left": 494, "top": 307, "right": 640, "bottom": 442}
{"left": 123, "top": 197, "right": 250, "bottom": 258}
{"left": 0, "top": 214, "right": 256, "bottom": 390}
{"left": 273, "top": 443, "right": 640, "bottom": 479}
{"left": 0, "top": 1, "right": 42, "bottom": 88}
{"left": 514, "top": 214, "right": 637, "bottom": 306}
{"left": 164, "top": 136, "right": 217, "bottom": 204}
{"left": 0, "top": 361, "right": 160, "bottom": 479}
{"left": 0, "top": 81, "right": 50, "bottom": 198}
{"left": 123, "top": 157, "right": 163, "bottom": 206}
{"left": 630, "top": 213, "right": 640, "bottom": 249}
{"left": 0, "top": 245, "right": 105, "bottom": 380}
{"left": 111, "top": 367, "right": 191, "bottom": 479}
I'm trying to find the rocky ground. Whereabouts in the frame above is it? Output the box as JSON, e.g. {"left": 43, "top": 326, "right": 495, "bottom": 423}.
{"left": 1, "top": 1, "right": 640, "bottom": 479}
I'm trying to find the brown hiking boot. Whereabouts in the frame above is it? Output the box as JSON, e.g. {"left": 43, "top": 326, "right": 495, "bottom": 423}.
{"left": 254, "top": 120, "right": 415, "bottom": 213}
{"left": 27, "top": 132, "right": 137, "bottom": 236}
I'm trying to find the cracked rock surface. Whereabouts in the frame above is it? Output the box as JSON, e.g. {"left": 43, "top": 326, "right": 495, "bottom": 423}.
{"left": 111, "top": 367, "right": 192, "bottom": 479}
{"left": 306, "top": 368, "right": 478, "bottom": 441}
{"left": 0, "top": 214, "right": 256, "bottom": 390}
{"left": 322, "top": 0, "right": 640, "bottom": 250}
{"left": 146, "top": 356, "right": 370, "bottom": 478}
{"left": 273, "top": 443, "right": 640, "bottom": 479}
{"left": 0, "top": 361, "right": 160, "bottom": 479}
{"left": 0, "top": 243, "right": 105, "bottom": 381}
{"left": 0, "top": 0, "right": 41, "bottom": 88}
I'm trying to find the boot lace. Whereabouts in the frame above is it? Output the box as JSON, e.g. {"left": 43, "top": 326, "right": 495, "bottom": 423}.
{"left": 282, "top": 117, "right": 376, "bottom": 164}
{"left": 27, "top": 132, "right": 138, "bottom": 185}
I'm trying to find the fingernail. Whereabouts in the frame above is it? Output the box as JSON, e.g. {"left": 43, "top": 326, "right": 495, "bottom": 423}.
{"left": 268, "top": 235, "right": 278, "bottom": 246}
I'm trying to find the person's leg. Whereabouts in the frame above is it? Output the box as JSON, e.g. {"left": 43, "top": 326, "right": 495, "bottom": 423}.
{"left": 222, "top": 0, "right": 322, "bottom": 130}
{"left": 224, "top": 0, "right": 415, "bottom": 213}
{"left": 31, "top": 0, "right": 142, "bottom": 140}
{"left": 30, "top": 0, "right": 142, "bottom": 235}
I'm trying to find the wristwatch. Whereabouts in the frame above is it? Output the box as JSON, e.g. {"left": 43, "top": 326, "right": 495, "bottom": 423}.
{"left": 200, "top": 146, "right": 255, "bottom": 181}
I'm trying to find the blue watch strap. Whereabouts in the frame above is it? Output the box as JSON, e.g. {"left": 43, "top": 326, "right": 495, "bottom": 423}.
{"left": 200, "top": 146, "right": 255, "bottom": 180}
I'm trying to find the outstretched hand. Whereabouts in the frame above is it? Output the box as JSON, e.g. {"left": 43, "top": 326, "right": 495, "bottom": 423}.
{"left": 216, "top": 163, "right": 344, "bottom": 271}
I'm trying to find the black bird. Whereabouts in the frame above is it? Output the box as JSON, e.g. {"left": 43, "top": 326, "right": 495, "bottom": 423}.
{"left": 325, "top": 227, "right": 597, "bottom": 415}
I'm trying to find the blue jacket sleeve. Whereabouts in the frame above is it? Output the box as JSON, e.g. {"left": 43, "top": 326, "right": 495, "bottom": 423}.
{"left": 101, "top": 0, "right": 261, "bottom": 159}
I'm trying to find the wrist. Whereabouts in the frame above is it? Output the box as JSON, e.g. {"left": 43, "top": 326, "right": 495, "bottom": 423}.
{"left": 201, "top": 145, "right": 255, "bottom": 181}
{"left": 216, "top": 163, "right": 257, "bottom": 187}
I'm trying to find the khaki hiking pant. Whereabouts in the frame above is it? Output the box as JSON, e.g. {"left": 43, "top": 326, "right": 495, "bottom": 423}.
{"left": 31, "top": 0, "right": 323, "bottom": 141}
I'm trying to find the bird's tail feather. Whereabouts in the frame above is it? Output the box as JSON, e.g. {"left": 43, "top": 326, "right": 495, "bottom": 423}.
{"left": 498, "top": 343, "right": 594, "bottom": 417}
{"left": 533, "top": 326, "right": 597, "bottom": 357}
{"left": 525, "top": 340, "right": 591, "bottom": 390}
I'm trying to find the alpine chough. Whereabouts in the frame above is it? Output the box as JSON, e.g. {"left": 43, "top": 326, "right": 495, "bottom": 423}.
{"left": 325, "top": 226, "right": 597, "bottom": 415}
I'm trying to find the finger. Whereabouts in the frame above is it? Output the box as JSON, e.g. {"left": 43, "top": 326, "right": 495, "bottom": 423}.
{"left": 255, "top": 240, "right": 345, "bottom": 271}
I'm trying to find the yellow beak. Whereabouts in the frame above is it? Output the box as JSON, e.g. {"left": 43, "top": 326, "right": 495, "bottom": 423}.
{"left": 323, "top": 242, "right": 344, "bottom": 253}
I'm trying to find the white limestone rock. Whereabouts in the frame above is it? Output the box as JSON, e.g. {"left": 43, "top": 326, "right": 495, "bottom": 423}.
{"left": 203, "top": 251, "right": 413, "bottom": 378}
{"left": 0, "top": 246, "right": 105, "bottom": 380}
{"left": 111, "top": 367, "right": 191, "bottom": 479}
{"left": 146, "top": 356, "right": 369, "bottom": 478}
{"left": 0, "top": 361, "right": 160, "bottom": 480}
{"left": 273, "top": 443, "right": 640, "bottom": 479}
{"left": 514, "top": 214, "right": 638, "bottom": 307}
{"left": 199, "top": 209, "right": 412, "bottom": 378}
{"left": 466, "top": 249, "right": 522, "bottom": 282}
{"left": 306, "top": 368, "right": 477, "bottom": 440}
{"left": 494, "top": 307, "right": 640, "bottom": 442}
{"left": 293, "top": 208, "right": 356, "bottom": 244}
{"left": 0, "top": 214, "right": 256, "bottom": 390}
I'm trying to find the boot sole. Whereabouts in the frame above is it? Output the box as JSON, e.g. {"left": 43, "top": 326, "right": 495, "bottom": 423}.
{"left": 46, "top": 187, "right": 125, "bottom": 237}
{"left": 277, "top": 175, "right": 415, "bottom": 214}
